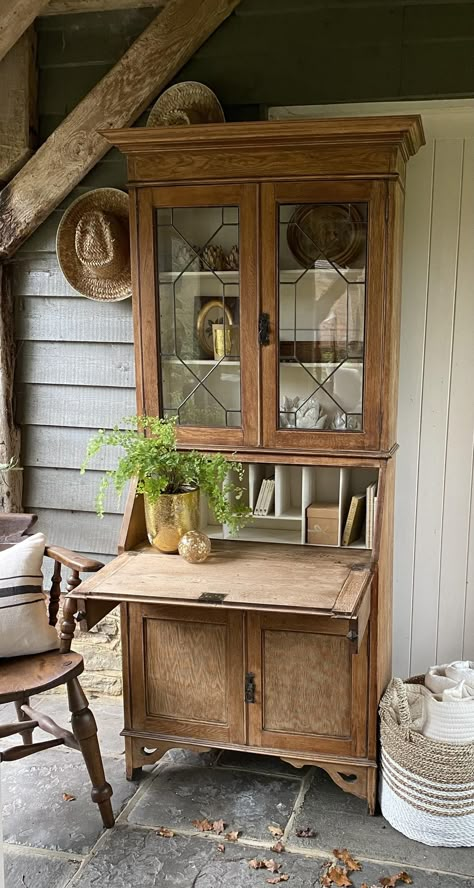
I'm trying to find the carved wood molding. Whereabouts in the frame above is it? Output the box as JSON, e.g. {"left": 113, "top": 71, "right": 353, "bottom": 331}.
{"left": 0, "top": 0, "right": 241, "bottom": 259}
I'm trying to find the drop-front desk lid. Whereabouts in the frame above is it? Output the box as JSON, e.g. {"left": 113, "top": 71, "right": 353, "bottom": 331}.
{"left": 70, "top": 540, "right": 372, "bottom": 620}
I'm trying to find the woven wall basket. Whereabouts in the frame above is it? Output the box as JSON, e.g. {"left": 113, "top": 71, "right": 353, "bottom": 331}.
{"left": 379, "top": 677, "right": 474, "bottom": 846}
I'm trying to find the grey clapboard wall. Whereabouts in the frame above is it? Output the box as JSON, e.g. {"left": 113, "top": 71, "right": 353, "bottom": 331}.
{"left": 13, "top": 10, "right": 156, "bottom": 560}
{"left": 13, "top": 1, "right": 474, "bottom": 566}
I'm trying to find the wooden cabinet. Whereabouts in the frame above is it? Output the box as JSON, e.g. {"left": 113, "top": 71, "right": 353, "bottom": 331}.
{"left": 109, "top": 117, "right": 423, "bottom": 457}
{"left": 75, "top": 116, "right": 425, "bottom": 813}
{"left": 126, "top": 603, "right": 368, "bottom": 758}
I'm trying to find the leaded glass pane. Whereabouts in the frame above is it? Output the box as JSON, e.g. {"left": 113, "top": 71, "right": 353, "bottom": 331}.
{"left": 156, "top": 206, "right": 241, "bottom": 428}
{"left": 279, "top": 202, "right": 367, "bottom": 431}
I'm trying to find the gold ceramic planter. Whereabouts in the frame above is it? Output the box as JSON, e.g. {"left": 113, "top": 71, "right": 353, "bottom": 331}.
{"left": 144, "top": 487, "right": 200, "bottom": 553}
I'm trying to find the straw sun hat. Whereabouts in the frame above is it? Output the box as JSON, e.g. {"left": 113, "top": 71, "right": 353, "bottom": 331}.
{"left": 56, "top": 188, "right": 131, "bottom": 301}
{"left": 147, "top": 81, "right": 225, "bottom": 127}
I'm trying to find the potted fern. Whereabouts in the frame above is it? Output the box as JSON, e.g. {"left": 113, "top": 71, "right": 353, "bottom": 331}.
{"left": 81, "top": 416, "right": 250, "bottom": 553}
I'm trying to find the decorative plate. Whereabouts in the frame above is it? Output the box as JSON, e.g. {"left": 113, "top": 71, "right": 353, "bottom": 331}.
{"left": 196, "top": 300, "right": 233, "bottom": 356}
{"left": 287, "top": 203, "right": 365, "bottom": 268}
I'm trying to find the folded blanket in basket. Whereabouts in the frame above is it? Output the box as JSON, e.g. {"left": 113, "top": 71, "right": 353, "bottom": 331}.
{"left": 426, "top": 661, "right": 474, "bottom": 699}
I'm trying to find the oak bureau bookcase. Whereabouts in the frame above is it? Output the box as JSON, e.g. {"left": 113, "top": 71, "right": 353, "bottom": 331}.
{"left": 69, "top": 117, "right": 424, "bottom": 812}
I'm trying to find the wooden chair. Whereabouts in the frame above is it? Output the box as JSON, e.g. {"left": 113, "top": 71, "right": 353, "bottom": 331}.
{"left": 0, "top": 514, "right": 114, "bottom": 829}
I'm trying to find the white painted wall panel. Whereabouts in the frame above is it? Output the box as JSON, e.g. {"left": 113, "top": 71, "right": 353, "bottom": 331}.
{"left": 438, "top": 138, "right": 474, "bottom": 665}
{"left": 392, "top": 142, "right": 434, "bottom": 679}
{"left": 409, "top": 139, "right": 463, "bottom": 675}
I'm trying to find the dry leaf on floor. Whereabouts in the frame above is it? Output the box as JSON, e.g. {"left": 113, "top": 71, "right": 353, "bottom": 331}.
{"left": 250, "top": 859, "right": 268, "bottom": 870}
{"left": 271, "top": 841, "right": 286, "bottom": 853}
{"left": 249, "top": 859, "right": 281, "bottom": 873}
{"left": 225, "top": 830, "right": 240, "bottom": 842}
{"left": 333, "top": 850, "right": 361, "bottom": 872}
{"left": 320, "top": 865, "right": 353, "bottom": 887}
{"left": 62, "top": 793, "right": 76, "bottom": 802}
{"left": 295, "top": 827, "right": 317, "bottom": 838}
{"left": 217, "top": 843, "right": 225, "bottom": 853}
{"left": 379, "top": 874, "right": 413, "bottom": 887}
{"left": 268, "top": 825, "right": 284, "bottom": 838}
{"left": 156, "top": 827, "right": 175, "bottom": 838}
{"left": 192, "top": 819, "right": 214, "bottom": 832}
{"left": 212, "top": 819, "right": 226, "bottom": 834}
{"left": 267, "top": 876, "right": 289, "bottom": 884}
{"left": 264, "top": 860, "right": 281, "bottom": 873}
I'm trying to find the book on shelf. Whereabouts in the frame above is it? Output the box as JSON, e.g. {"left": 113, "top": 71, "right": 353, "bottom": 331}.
{"left": 254, "top": 479, "right": 267, "bottom": 516}
{"left": 342, "top": 493, "right": 366, "bottom": 546}
{"left": 254, "top": 478, "right": 275, "bottom": 516}
{"left": 365, "top": 482, "right": 378, "bottom": 548}
{"left": 262, "top": 479, "right": 275, "bottom": 516}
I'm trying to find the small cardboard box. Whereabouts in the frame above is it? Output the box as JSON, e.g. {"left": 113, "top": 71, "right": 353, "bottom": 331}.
{"left": 306, "top": 502, "right": 339, "bottom": 546}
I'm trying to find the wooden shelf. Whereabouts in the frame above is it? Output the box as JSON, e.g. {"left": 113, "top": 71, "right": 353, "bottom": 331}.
{"left": 159, "top": 269, "right": 365, "bottom": 283}
{"left": 252, "top": 508, "right": 301, "bottom": 521}
{"left": 280, "top": 268, "right": 365, "bottom": 281}
{"left": 160, "top": 270, "right": 239, "bottom": 282}
{"left": 161, "top": 357, "right": 361, "bottom": 369}
{"left": 162, "top": 357, "right": 240, "bottom": 367}
{"left": 235, "top": 527, "right": 302, "bottom": 545}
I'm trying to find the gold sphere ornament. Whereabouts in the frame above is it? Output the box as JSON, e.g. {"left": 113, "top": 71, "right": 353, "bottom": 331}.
{"left": 178, "top": 530, "right": 211, "bottom": 563}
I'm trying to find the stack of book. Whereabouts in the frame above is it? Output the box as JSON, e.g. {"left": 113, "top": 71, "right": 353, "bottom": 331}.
{"left": 254, "top": 478, "right": 275, "bottom": 516}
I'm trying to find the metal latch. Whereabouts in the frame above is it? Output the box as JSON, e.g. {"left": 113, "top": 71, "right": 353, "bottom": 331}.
{"left": 245, "top": 672, "right": 256, "bottom": 703}
{"left": 198, "top": 592, "right": 227, "bottom": 603}
{"left": 258, "top": 313, "right": 270, "bottom": 346}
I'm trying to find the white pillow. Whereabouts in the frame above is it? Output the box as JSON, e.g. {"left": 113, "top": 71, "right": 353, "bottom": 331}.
{"left": 0, "top": 532, "right": 59, "bottom": 658}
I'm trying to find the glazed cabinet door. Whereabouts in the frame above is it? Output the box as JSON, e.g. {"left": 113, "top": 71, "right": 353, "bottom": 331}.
{"left": 128, "top": 604, "right": 245, "bottom": 745}
{"left": 247, "top": 612, "right": 368, "bottom": 757}
{"left": 261, "top": 180, "right": 386, "bottom": 452}
{"left": 134, "top": 184, "right": 259, "bottom": 448}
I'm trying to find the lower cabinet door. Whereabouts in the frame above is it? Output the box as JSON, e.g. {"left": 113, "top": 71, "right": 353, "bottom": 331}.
{"left": 129, "top": 604, "right": 245, "bottom": 744}
{"left": 247, "top": 612, "right": 368, "bottom": 757}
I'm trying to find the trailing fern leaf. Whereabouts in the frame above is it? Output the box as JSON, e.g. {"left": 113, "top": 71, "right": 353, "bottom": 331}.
{"left": 81, "top": 416, "right": 251, "bottom": 534}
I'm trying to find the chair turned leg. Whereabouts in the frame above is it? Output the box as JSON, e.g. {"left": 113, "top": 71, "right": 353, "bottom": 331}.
{"left": 67, "top": 677, "right": 114, "bottom": 828}
{"left": 15, "top": 698, "right": 34, "bottom": 745}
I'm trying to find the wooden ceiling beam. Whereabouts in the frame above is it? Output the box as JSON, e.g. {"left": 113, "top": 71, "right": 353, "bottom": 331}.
{"left": 0, "top": 28, "right": 37, "bottom": 186}
{"left": 42, "top": 0, "right": 164, "bottom": 13}
{"left": 0, "top": 0, "right": 241, "bottom": 259}
{"left": 0, "top": 0, "right": 49, "bottom": 64}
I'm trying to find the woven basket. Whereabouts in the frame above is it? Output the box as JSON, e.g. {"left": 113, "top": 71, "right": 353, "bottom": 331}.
{"left": 379, "top": 677, "right": 474, "bottom": 846}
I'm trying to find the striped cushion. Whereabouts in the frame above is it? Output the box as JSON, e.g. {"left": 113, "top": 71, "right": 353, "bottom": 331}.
{"left": 0, "top": 532, "right": 59, "bottom": 658}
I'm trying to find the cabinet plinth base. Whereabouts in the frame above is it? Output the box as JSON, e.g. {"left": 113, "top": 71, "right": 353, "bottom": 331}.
{"left": 123, "top": 733, "right": 377, "bottom": 813}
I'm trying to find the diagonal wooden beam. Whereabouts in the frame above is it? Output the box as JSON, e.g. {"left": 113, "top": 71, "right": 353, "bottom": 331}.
{"left": 0, "top": 28, "right": 37, "bottom": 186}
{"left": 0, "top": 0, "right": 240, "bottom": 259}
{"left": 0, "top": 0, "right": 49, "bottom": 64}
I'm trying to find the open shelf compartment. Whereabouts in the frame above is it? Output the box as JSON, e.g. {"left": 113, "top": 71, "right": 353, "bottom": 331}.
{"left": 200, "top": 462, "right": 379, "bottom": 550}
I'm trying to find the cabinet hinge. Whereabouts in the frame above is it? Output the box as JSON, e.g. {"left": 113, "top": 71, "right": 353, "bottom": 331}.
{"left": 245, "top": 672, "right": 256, "bottom": 703}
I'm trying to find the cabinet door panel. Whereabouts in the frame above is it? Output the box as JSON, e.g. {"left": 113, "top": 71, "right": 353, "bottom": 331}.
{"left": 261, "top": 180, "right": 386, "bottom": 452}
{"left": 262, "top": 630, "right": 352, "bottom": 736}
{"left": 136, "top": 184, "right": 259, "bottom": 449}
{"left": 129, "top": 604, "right": 245, "bottom": 744}
{"left": 247, "top": 613, "right": 368, "bottom": 757}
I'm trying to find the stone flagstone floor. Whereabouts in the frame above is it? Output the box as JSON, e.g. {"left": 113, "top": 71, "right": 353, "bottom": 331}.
{"left": 1, "top": 695, "right": 473, "bottom": 888}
